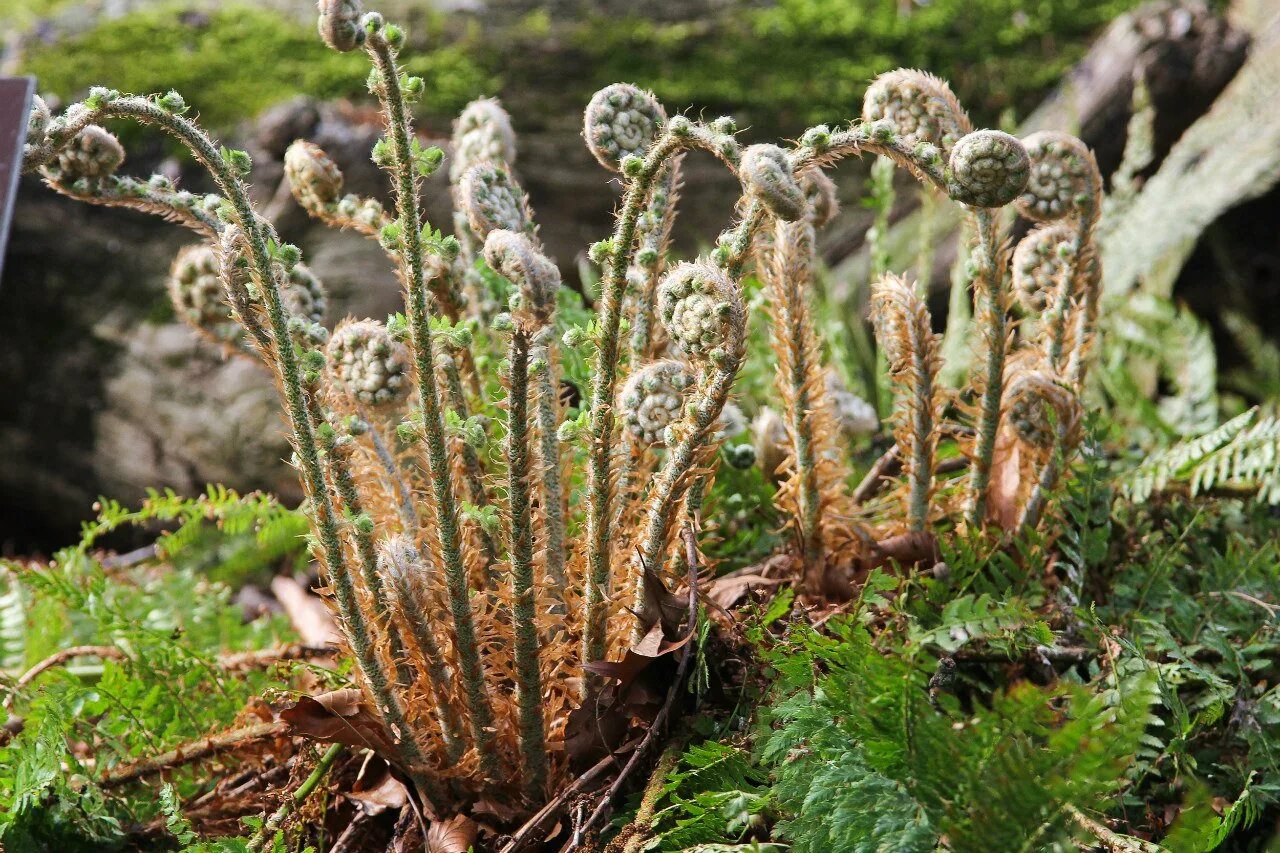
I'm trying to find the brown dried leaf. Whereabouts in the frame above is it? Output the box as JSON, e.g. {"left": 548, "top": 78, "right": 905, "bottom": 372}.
{"left": 473, "top": 796, "right": 524, "bottom": 824}
{"left": 568, "top": 619, "right": 695, "bottom": 767}
{"left": 634, "top": 563, "right": 689, "bottom": 637}
{"left": 426, "top": 814, "right": 479, "bottom": 853}
{"left": 278, "top": 689, "right": 399, "bottom": 761}
{"left": 563, "top": 697, "right": 632, "bottom": 767}
{"left": 706, "top": 573, "right": 786, "bottom": 610}
{"left": 986, "top": 423, "right": 1023, "bottom": 531}
{"left": 347, "top": 763, "right": 409, "bottom": 814}
{"left": 583, "top": 623, "right": 694, "bottom": 696}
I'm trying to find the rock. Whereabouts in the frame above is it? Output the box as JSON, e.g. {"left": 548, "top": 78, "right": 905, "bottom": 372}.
{"left": 93, "top": 323, "right": 299, "bottom": 504}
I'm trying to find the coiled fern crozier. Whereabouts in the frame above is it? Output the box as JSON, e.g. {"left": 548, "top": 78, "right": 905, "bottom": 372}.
{"left": 21, "top": 0, "right": 1104, "bottom": 825}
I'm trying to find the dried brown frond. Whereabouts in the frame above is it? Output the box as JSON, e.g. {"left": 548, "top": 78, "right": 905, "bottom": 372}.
{"left": 871, "top": 274, "right": 944, "bottom": 532}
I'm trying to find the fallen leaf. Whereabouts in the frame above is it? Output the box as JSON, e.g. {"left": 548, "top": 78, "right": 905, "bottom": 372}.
{"left": 473, "top": 796, "right": 524, "bottom": 824}
{"left": 706, "top": 573, "right": 786, "bottom": 609}
{"left": 278, "top": 689, "right": 400, "bottom": 762}
{"left": 634, "top": 562, "right": 689, "bottom": 637}
{"left": 347, "top": 763, "right": 409, "bottom": 813}
{"left": 563, "top": 694, "right": 632, "bottom": 767}
{"left": 426, "top": 814, "right": 479, "bottom": 853}
{"left": 583, "top": 623, "right": 695, "bottom": 697}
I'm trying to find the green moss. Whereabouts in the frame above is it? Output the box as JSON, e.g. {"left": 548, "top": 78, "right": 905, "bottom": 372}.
{"left": 571, "top": 0, "right": 1149, "bottom": 134}
{"left": 21, "top": 0, "right": 1147, "bottom": 147}
{"left": 21, "top": 3, "right": 496, "bottom": 132}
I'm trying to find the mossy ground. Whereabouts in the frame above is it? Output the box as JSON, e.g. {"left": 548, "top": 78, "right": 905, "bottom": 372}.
{"left": 19, "top": 0, "right": 1147, "bottom": 141}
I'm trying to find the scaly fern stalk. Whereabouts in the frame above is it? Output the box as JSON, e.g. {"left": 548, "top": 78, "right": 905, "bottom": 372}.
{"left": 483, "top": 226, "right": 561, "bottom": 794}
{"left": 915, "top": 186, "right": 940, "bottom": 288}
{"left": 364, "top": 419, "right": 419, "bottom": 529}
{"left": 44, "top": 168, "right": 223, "bottom": 238}
{"left": 213, "top": 229, "right": 274, "bottom": 354}
{"left": 627, "top": 201, "right": 756, "bottom": 623}
{"left": 582, "top": 117, "right": 738, "bottom": 676}
{"left": 867, "top": 155, "right": 896, "bottom": 279}
{"left": 964, "top": 208, "right": 1008, "bottom": 526}
{"left": 363, "top": 23, "right": 498, "bottom": 773}
{"left": 532, "top": 331, "right": 568, "bottom": 594}
{"left": 1006, "top": 373, "right": 1085, "bottom": 534}
{"left": 1014, "top": 132, "right": 1103, "bottom": 380}
{"left": 302, "top": 350, "right": 421, "bottom": 756}
{"left": 324, "top": 427, "right": 400, "bottom": 643}
{"left": 318, "top": 426, "right": 437, "bottom": 787}
{"left": 582, "top": 130, "right": 682, "bottom": 672}
{"left": 500, "top": 323, "right": 549, "bottom": 796}
{"left": 631, "top": 366, "right": 744, "bottom": 630}
{"left": 376, "top": 540, "right": 467, "bottom": 763}
{"left": 438, "top": 350, "right": 498, "bottom": 563}
{"left": 628, "top": 161, "right": 683, "bottom": 362}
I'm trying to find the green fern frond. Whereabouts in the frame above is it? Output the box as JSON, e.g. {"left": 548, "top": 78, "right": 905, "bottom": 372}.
{"left": 1123, "top": 408, "right": 1280, "bottom": 503}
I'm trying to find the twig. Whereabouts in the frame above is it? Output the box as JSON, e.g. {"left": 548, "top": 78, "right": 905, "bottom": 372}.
{"left": 248, "top": 742, "right": 345, "bottom": 852}
{"left": 218, "top": 644, "right": 340, "bottom": 670}
{"left": 1066, "top": 804, "right": 1166, "bottom": 852}
{"left": 1149, "top": 480, "right": 1268, "bottom": 501}
{"left": 852, "top": 444, "right": 901, "bottom": 504}
{"left": 330, "top": 809, "right": 376, "bottom": 853}
{"left": 1206, "top": 590, "right": 1280, "bottom": 617}
{"left": 100, "top": 720, "right": 289, "bottom": 788}
{"left": 4, "top": 643, "right": 337, "bottom": 712}
{"left": 573, "top": 522, "right": 702, "bottom": 845}
{"left": 499, "top": 753, "right": 618, "bottom": 853}
{"left": 100, "top": 544, "right": 158, "bottom": 570}
{"left": 270, "top": 575, "right": 341, "bottom": 646}
{"left": 852, "top": 444, "right": 968, "bottom": 504}
{"left": 604, "top": 738, "right": 687, "bottom": 853}
{"left": 3, "top": 645, "right": 126, "bottom": 709}
{"left": 949, "top": 645, "right": 1092, "bottom": 665}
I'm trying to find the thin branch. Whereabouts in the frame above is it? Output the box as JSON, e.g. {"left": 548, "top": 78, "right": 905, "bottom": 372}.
{"left": 852, "top": 444, "right": 967, "bottom": 504}
{"left": 499, "top": 753, "right": 618, "bottom": 853}
{"left": 217, "top": 645, "right": 340, "bottom": 670}
{"left": 1066, "top": 804, "right": 1166, "bottom": 853}
{"left": 1206, "top": 590, "right": 1280, "bottom": 617}
{"left": 100, "top": 720, "right": 289, "bottom": 788}
{"left": 3, "top": 645, "right": 126, "bottom": 709}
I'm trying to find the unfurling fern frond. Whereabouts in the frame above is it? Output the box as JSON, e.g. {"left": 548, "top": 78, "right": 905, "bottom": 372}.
{"left": 1123, "top": 407, "right": 1280, "bottom": 503}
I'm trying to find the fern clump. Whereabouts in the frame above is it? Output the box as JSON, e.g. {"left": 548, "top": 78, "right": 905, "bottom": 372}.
{"left": 29, "top": 0, "right": 1274, "bottom": 847}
